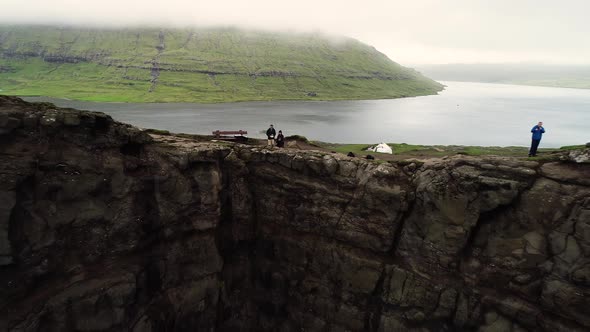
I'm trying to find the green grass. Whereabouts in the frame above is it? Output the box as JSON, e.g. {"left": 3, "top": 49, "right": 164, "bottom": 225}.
{"left": 557, "top": 144, "right": 586, "bottom": 151}
{"left": 321, "top": 142, "right": 579, "bottom": 158}
{"left": 0, "top": 25, "right": 443, "bottom": 103}
{"left": 324, "top": 143, "right": 453, "bottom": 157}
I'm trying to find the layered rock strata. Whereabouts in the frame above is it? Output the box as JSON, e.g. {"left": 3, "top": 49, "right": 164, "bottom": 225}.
{"left": 1, "top": 96, "right": 589, "bottom": 331}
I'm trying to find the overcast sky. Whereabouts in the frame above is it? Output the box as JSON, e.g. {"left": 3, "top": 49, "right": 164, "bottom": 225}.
{"left": 2, "top": 0, "right": 589, "bottom": 65}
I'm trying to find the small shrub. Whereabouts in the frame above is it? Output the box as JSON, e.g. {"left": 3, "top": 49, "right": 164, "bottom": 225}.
{"left": 145, "top": 128, "right": 171, "bottom": 135}
{"left": 286, "top": 135, "right": 309, "bottom": 143}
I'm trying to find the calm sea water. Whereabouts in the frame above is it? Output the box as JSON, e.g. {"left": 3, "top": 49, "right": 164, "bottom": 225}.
{"left": 23, "top": 81, "right": 590, "bottom": 147}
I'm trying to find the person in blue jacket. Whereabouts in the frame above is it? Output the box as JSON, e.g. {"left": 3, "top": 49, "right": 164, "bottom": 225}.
{"left": 529, "top": 121, "right": 545, "bottom": 157}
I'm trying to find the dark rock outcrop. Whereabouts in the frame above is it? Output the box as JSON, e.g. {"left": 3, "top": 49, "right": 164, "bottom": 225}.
{"left": 42, "top": 55, "right": 88, "bottom": 64}
{"left": 1, "top": 96, "right": 589, "bottom": 331}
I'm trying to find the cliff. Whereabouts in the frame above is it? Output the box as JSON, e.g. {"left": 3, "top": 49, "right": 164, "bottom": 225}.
{"left": 1, "top": 96, "right": 589, "bottom": 331}
{"left": 0, "top": 25, "right": 443, "bottom": 102}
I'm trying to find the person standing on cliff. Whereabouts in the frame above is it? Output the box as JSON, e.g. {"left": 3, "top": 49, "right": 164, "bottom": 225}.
{"left": 276, "top": 130, "right": 285, "bottom": 148}
{"left": 266, "top": 124, "right": 276, "bottom": 147}
{"left": 529, "top": 121, "right": 545, "bottom": 157}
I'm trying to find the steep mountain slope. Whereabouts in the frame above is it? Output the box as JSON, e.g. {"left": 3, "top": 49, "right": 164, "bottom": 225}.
{"left": 0, "top": 25, "right": 443, "bottom": 102}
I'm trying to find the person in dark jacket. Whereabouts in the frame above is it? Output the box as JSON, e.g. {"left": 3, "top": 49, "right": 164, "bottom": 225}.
{"left": 276, "top": 130, "right": 285, "bottom": 148}
{"left": 529, "top": 121, "right": 545, "bottom": 157}
{"left": 266, "top": 124, "right": 276, "bottom": 147}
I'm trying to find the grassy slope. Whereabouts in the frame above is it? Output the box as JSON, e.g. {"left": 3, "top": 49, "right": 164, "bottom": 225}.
{"left": 0, "top": 25, "right": 443, "bottom": 102}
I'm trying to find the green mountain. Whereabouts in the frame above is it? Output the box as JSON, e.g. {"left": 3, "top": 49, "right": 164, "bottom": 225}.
{"left": 0, "top": 25, "right": 443, "bottom": 103}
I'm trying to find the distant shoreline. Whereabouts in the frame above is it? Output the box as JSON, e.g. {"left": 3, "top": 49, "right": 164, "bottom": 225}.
{"left": 416, "top": 63, "right": 590, "bottom": 90}
{"left": 438, "top": 80, "right": 590, "bottom": 91}
{"left": 19, "top": 92, "right": 443, "bottom": 105}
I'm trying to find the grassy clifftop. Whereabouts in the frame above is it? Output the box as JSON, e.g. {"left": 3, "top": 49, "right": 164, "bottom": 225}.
{"left": 0, "top": 25, "right": 443, "bottom": 102}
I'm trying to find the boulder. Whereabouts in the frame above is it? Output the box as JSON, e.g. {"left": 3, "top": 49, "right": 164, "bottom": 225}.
{"left": 568, "top": 149, "right": 590, "bottom": 163}
{"left": 0, "top": 114, "right": 21, "bottom": 134}
{"left": 541, "top": 162, "right": 590, "bottom": 185}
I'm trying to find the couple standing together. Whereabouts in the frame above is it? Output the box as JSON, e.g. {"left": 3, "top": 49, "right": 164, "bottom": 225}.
{"left": 266, "top": 124, "right": 285, "bottom": 148}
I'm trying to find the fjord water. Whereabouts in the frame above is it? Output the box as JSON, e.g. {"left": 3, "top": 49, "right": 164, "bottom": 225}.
{"left": 24, "top": 82, "right": 590, "bottom": 147}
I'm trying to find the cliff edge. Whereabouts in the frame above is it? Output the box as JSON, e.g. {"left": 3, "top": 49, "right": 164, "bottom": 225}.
{"left": 1, "top": 96, "right": 589, "bottom": 331}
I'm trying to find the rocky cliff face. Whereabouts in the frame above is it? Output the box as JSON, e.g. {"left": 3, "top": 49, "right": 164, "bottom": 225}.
{"left": 1, "top": 96, "right": 589, "bottom": 331}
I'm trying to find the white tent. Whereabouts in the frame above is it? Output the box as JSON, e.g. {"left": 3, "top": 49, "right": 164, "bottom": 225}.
{"left": 367, "top": 143, "right": 393, "bottom": 154}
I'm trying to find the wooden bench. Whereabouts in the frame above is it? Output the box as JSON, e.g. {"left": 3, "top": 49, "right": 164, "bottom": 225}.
{"left": 212, "top": 130, "right": 248, "bottom": 142}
